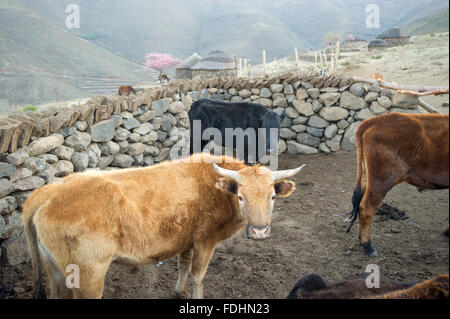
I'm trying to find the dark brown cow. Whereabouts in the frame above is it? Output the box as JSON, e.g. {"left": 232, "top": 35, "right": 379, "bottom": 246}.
{"left": 159, "top": 74, "right": 170, "bottom": 83}
{"left": 346, "top": 112, "right": 449, "bottom": 256}
{"left": 118, "top": 85, "right": 136, "bottom": 96}
{"left": 287, "top": 273, "right": 448, "bottom": 299}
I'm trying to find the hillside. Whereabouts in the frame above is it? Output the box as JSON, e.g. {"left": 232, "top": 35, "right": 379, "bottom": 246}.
{"left": 402, "top": 6, "right": 449, "bottom": 35}
{"left": 0, "top": 0, "right": 157, "bottom": 109}
{"left": 17, "top": 0, "right": 449, "bottom": 63}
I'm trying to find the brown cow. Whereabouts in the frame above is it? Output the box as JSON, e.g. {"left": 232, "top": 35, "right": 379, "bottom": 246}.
{"left": 23, "top": 153, "right": 305, "bottom": 299}
{"left": 159, "top": 74, "right": 170, "bottom": 83}
{"left": 118, "top": 85, "right": 136, "bottom": 96}
{"left": 346, "top": 112, "right": 449, "bottom": 256}
{"left": 287, "top": 273, "right": 448, "bottom": 299}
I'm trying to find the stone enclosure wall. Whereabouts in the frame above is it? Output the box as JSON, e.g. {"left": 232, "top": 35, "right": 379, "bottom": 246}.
{"left": 0, "top": 72, "right": 421, "bottom": 264}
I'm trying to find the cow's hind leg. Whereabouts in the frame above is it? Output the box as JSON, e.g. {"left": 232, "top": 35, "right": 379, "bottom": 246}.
{"left": 42, "top": 257, "right": 73, "bottom": 299}
{"left": 359, "top": 147, "right": 403, "bottom": 257}
{"left": 191, "top": 241, "right": 216, "bottom": 299}
{"left": 71, "top": 262, "right": 111, "bottom": 299}
{"left": 175, "top": 247, "right": 193, "bottom": 298}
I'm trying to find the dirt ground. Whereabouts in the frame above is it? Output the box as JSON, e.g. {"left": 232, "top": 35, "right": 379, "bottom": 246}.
{"left": 338, "top": 33, "right": 449, "bottom": 114}
{"left": 1, "top": 151, "right": 448, "bottom": 299}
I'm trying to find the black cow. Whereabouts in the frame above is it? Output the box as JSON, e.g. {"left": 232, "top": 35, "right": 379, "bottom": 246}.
{"left": 188, "top": 99, "right": 286, "bottom": 163}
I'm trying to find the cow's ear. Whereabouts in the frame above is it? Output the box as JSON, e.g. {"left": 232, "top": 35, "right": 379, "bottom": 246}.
{"left": 216, "top": 178, "right": 238, "bottom": 194}
{"left": 274, "top": 180, "right": 295, "bottom": 197}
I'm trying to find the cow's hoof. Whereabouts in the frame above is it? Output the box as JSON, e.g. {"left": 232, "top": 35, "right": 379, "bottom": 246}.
{"left": 175, "top": 290, "right": 191, "bottom": 299}
{"left": 361, "top": 242, "right": 379, "bottom": 257}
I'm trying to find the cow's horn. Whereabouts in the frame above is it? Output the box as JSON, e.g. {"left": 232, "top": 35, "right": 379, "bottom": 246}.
{"left": 211, "top": 161, "right": 240, "bottom": 182}
{"left": 273, "top": 164, "right": 306, "bottom": 181}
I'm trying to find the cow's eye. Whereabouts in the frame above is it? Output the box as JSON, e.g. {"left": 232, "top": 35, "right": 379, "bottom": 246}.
{"left": 271, "top": 195, "right": 276, "bottom": 201}
{"left": 238, "top": 195, "right": 244, "bottom": 202}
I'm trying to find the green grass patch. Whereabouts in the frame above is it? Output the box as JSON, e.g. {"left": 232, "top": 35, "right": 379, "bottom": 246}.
{"left": 22, "top": 105, "right": 37, "bottom": 112}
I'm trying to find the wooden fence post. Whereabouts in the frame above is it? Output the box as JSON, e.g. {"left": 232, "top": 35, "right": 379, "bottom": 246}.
{"left": 263, "top": 49, "right": 267, "bottom": 77}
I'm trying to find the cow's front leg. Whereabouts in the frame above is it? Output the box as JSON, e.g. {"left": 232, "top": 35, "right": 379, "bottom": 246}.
{"left": 175, "top": 247, "right": 193, "bottom": 298}
{"left": 191, "top": 241, "right": 216, "bottom": 299}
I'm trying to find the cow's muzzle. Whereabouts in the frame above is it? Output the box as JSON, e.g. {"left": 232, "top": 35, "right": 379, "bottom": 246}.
{"left": 246, "top": 225, "right": 271, "bottom": 240}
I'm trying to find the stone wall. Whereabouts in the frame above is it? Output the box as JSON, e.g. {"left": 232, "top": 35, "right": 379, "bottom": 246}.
{"left": 0, "top": 72, "right": 421, "bottom": 264}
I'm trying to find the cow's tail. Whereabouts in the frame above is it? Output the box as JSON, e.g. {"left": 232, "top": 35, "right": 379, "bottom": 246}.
{"left": 346, "top": 125, "right": 365, "bottom": 233}
{"left": 23, "top": 203, "right": 46, "bottom": 299}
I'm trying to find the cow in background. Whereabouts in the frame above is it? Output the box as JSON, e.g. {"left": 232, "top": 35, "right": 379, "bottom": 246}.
{"left": 287, "top": 273, "right": 448, "bottom": 299}
{"left": 159, "top": 74, "right": 170, "bottom": 83}
{"left": 188, "top": 99, "right": 286, "bottom": 164}
{"left": 346, "top": 113, "right": 449, "bottom": 256}
{"left": 118, "top": 85, "right": 136, "bottom": 96}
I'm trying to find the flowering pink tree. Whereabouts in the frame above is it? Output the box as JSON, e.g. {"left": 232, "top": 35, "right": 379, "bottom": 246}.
{"left": 345, "top": 34, "right": 356, "bottom": 42}
{"left": 144, "top": 53, "right": 182, "bottom": 83}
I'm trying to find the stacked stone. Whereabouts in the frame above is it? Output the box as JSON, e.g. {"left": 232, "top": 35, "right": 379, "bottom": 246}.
{"left": 183, "top": 80, "right": 420, "bottom": 155}
{"left": 0, "top": 73, "right": 422, "bottom": 263}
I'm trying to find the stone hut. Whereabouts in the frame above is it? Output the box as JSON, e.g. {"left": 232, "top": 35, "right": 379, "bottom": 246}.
{"left": 175, "top": 52, "right": 202, "bottom": 79}
{"left": 342, "top": 36, "right": 367, "bottom": 51}
{"left": 376, "top": 27, "right": 410, "bottom": 47}
{"left": 368, "top": 39, "right": 387, "bottom": 51}
{"left": 191, "top": 50, "right": 236, "bottom": 78}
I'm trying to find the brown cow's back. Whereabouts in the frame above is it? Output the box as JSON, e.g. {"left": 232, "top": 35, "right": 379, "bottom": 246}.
{"left": 24, "top": 154, "right": 246, "bottom": 266}
{"left": 356, "top": 113, "right": 449, "bottom": 189}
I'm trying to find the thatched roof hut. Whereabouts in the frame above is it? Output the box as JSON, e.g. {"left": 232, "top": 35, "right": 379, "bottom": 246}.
{"left": 376, "top": 27, "right": 410, "bottom": 47}
{"left": 191, "top": 50, "right": 236, "bottom": 78}
{"left": 368, "top": 39, "right": 387, "bottom": 51}
{"left": 176, "top": 52, "right": 202, "bottom": 79}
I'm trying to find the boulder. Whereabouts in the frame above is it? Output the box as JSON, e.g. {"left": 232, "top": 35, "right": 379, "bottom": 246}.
{"left": 339, "top": 91, "right": 367, "bottom": 110}
{"left": 307, "top": 88, "right": 320, "bottom": 99}
{"left": 72, "top": 152, "right": 89, "bottom": 172}
{"left": 377, "top": 96, "right": 392, "bottom": 109}
{"left": 292, "top": 101, "right": 314, "bottom": 116}
{"left": 13, "top": 176, "right": 45, "bottom": 191}
{"left": 296, "top": 133, "right": 321, "bottom": 148}
{"left": 0, "top": 196, "right": 17, "bottom": 216}
{"left": 356, "top": 108, "right": 375, "bottom": 121}
{"left": 349, "top": 83, "right": 365, "bottom": 97}
{"left": 326, "top": 134, "right": 342, "bottom": 152}
{"left": 9, "top": 168, "right": 33, "bottom": 183}
{"left": 318, "top": 93, "right": 341, "bottom": 107}
{"left": 341, "top": 121, "right": 361, "bottom": 151}
{"left": 6, "top": 148, "right": 29, "bottom": 166}
{"left": 55, "top": 160, "right": 74, "bottom": 176}
{"left": 90, "top": 119, "right": 115, "bottom": 142}
{"left": 24, "top": 157, "right": 47, "bottom": 173}
{"left": 0, "top": 179, "right": 14, "bottom": 197}
{"left": 370, "top": 101, "right": 387, "bottom": 115}
{"left": 51, "top": 145, "right": 74, "bottom": 161}
{"left": 287, "top": 141, "right": 318, "bottom": 154}
{"left": 0, "top": 163, "right": 17, "bottom": 178}
{"left": 152, "top": 98, "right": 171, "bottom": 116}
{"left": 280, "top": 128, "right": 296, "bottom": 140}
{"left": 26, "top": 134, "right": 64, "bottom": 157}
{"left": 65, "top": 132, "right": 91, "bottom": 151}
{"left": 112, "top": 154, "right": 134, "bottom": 168}
{"left": 270, "top": 84, "right": 283, "bottom": 93}
{"left": 392, "top": 93, "right": 419, "bottom": 109}
{"left": 319, "top": 107, "right": 349, "bottom": 122}
{"left": 260, "top": 88, "right": 272, "bottom": 98}
{"left": 324, "top": 124, "right": 338, "bottom": 139}
{"left": 133, "top": 122, "right": 153, "bottom": 136}
{"left": 308, "top": 116, "right": 329, "bottom": 129}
